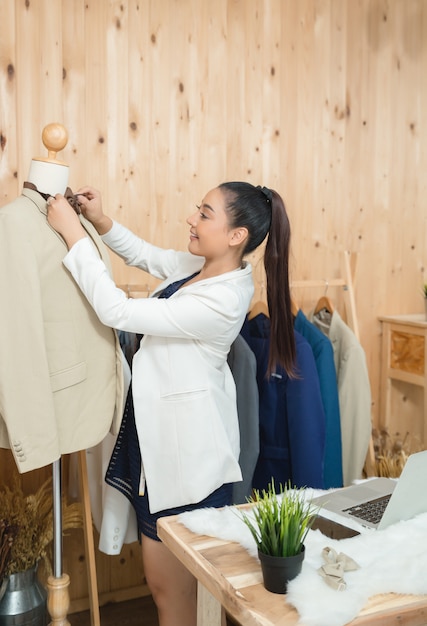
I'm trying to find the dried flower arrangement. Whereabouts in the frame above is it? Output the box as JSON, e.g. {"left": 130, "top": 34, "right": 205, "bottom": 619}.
{"left": 372, "top": 427, "right": 423, "bottom": 477}
{"left": 0, "top": 477, "right": 83, "bottom": 580}
{"left": 0, "top": 520, "right": 18, "bottom": 583}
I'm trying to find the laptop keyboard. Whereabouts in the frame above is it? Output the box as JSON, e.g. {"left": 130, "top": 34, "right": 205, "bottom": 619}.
{"left": 343, "top": 494, "right": 392, "bottom": 525}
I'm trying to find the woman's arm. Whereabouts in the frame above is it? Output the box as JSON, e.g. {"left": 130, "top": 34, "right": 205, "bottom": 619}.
{"left": 101, "top": 220, "right": 197, "bottom": 280}
{"left": 47, "top": 186, "right": 113, "bottom": 248}
{"left": 63, "top": 237, "right": 246, "bottom": 339}
{"left": 46, "top": 195, "right": 87, "bottom": 249}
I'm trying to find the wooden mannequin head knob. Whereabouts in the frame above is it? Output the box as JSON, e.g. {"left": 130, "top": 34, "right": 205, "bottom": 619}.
{"left": 41, "top": 123, "right": 68, "bottom": 162}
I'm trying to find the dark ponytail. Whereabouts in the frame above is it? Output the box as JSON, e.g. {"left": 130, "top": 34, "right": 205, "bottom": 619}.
{"left": 264, "top": 189, "right": 296, "bottom": 377}
{"left": 219, "top": 182, "right": 296, "bottom": 377}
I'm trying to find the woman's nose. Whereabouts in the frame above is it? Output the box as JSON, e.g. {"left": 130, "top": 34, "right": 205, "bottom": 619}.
{"left": 187, "top": 212, "right": 197, "bottom": 226}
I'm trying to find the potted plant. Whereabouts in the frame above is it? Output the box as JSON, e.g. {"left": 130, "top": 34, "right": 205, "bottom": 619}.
{"left": 238, "top": 481, "right": 318, "bottom": 594}
{"left": 0, "top": 476, "right": 83, "bottom": 625}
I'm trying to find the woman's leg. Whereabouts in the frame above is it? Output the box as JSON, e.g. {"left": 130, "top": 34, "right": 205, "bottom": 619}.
{"left": 141, "top": 534, "right": 197, "bottom": 626}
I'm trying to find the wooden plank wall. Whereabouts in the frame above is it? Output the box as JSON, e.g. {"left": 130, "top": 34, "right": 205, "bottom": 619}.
{"left": 1, "top": 0, "right": 426, "bottom": 609}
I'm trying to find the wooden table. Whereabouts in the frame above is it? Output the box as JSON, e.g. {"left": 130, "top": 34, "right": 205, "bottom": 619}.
{"left": 157, "top": 512, "right": 427, "bottom": 626}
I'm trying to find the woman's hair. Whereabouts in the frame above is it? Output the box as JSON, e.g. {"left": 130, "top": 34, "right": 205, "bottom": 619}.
{"left": 219, "top": 181, "right": 296, "bottom": 378}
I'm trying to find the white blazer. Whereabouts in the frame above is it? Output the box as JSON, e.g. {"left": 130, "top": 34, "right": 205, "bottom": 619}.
{"left": 63, "top": 221, "right": 254, "bottom": 513}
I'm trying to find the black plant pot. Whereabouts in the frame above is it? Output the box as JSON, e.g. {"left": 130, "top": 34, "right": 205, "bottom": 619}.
{"left": 258, "top": 545, "right": 305, "bottom": 594}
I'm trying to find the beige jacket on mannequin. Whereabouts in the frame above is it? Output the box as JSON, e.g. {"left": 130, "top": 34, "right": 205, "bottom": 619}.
{"left": 0, "top": 186, "right": 124, "bottom": 473}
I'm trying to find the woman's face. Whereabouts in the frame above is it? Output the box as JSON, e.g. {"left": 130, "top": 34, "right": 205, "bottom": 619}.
{"left": 186, "top": 187, "right": 234, "bottom": 259}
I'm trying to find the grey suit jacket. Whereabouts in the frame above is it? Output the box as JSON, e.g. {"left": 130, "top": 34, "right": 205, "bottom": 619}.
{"left": 228, "top": 335, "right": 259, "bottom": 504}
{"left": 0, "top": 187, "right": 123, "bottom": 473}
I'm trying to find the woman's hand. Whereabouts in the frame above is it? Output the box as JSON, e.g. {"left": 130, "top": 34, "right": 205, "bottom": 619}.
{"left": 76, "top": 186, "right": 113, "bottom": 235}
{"left": 46, "top": 194, "right": 87, "bottom": 250}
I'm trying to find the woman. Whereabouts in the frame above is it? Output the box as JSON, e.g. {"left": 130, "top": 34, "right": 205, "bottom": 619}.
{"left": 47, "top": 182, "right": 296, "bottom": 626}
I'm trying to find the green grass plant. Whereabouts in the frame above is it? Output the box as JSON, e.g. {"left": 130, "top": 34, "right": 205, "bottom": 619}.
{"left": 239, "top": 481, "right": 318, "bottom": 557}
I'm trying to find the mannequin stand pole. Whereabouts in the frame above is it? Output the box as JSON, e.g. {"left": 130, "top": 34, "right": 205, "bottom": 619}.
{"left": 45, "top": 454, "right": 101, "bottom": 626}
{"left": 47, "top": 459, "right": 70, "bottom": 626}
{"left": 52, "top": 459, "right": 62, "bottom": 578}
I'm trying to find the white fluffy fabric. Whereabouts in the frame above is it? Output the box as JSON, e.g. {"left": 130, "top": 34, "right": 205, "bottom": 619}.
{"left": 178, "top": 491, "right": 427, "bottom": 626}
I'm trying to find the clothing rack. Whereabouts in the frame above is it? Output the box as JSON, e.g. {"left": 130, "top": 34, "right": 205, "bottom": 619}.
{"left": 78, "top": 451, "right": 101, "bottom": 626}
{"left": 116, "top": 255, "right": 374, "bottom": 481}
{"left": 290, "top": 250, "right": 375, "bottom": 477}
{"left": 117, "top": 283, "right": 152, "bottom": 298}
{"left": 290, "top": 250, "right": 359, "bottom": 341}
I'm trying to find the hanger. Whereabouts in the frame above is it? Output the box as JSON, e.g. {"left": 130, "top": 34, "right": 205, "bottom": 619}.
{"left": 291, "top": 297, "right": 299, "bottom": 317}
{"left": 248, "top": 300, "right": 269, "bottom": 320}
{"left": 119, "top": 284, "right": 152, "bottom": 298}
{"left": 248, "top": 265, "right": 270, "bottom": 319}
{"left": 314, "top": 280, "right": 334, "bottom": 314}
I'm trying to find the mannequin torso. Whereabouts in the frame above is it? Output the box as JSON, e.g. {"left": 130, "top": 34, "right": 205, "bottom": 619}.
{"left": 27, "top": 159, "right": 69, "bottom": 196}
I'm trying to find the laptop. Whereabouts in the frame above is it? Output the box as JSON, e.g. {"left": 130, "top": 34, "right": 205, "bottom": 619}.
{"left": 312, "top": 449, "right": 427, "bottom": 530}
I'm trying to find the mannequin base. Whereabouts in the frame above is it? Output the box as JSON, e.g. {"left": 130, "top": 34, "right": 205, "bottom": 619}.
{"left": 47, "top": 573, "right": 71, "bottom": 626}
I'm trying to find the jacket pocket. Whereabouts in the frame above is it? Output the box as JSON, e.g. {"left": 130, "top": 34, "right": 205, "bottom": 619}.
{"left": 160, "top": 387, "right": 208, "bottom": 401}
{"left": 50, "top": 362, "right": 87, "bottom": 392}
{"left": 158, "top": 389, "right": 230, "bottom": 476}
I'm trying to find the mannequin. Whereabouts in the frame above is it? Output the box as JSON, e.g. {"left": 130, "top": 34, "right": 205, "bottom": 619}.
{"left": 0, "top": 122, "right": 123, "bottom": 473}
{"left": 26, "top": 123, "right": 72, "bottom": 626}
{"left": 0, "top": 123, "right": 123, "bottom": 626}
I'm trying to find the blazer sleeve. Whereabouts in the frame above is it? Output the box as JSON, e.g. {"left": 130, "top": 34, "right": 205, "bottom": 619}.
{"left": 101, "top": 221, "right": 200, "bottom": 279}
{"left": 63, "top": 237, "right": 249, "bottom": 340}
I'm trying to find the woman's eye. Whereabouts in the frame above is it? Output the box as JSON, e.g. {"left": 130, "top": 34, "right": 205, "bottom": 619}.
{"left": 196, "top": 205, "right": 208, "bottom": 219}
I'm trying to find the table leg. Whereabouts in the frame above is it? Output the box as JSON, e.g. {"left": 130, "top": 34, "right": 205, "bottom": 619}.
{"left": 197, "top": 582, "right": 226, "bottom": 626}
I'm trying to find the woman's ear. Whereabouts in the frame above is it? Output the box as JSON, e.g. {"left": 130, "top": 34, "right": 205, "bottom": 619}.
{"left": 230, "top": 227, "right": 248, "bottom": 248}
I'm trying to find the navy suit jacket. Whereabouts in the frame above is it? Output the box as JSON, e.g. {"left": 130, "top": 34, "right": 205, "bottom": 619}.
{"left": 240, "top": 314, "right": 325, "bottom": 490}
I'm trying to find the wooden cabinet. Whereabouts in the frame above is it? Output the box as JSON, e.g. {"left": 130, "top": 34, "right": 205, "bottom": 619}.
{"left": 378, "top": 314, "right": 427, "bottom": 448}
